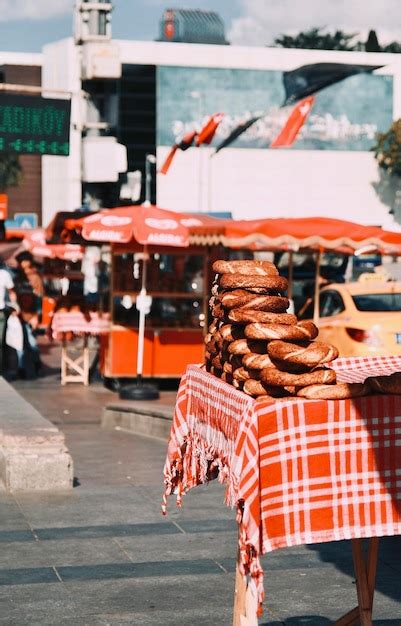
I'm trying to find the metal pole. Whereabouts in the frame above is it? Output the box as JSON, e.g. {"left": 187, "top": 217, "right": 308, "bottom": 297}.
{"left": 144, "top": 153, "right": 156, "bottom": 207}
{"left": 287, "top": 249, "right": 294, "bottom": 300}
{"left": 136, "top": 246, "right": 147, "bottom": 379}
{"left": 313, "top": 249, "right": 322, "bottom": 325}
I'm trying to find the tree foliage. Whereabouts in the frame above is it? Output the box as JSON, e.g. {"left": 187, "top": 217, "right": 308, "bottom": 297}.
{"left": 374, "top": 120, "right": 401, "bottom": 177}
{"left": 365, "top": 30, "right": 381, "bottom": 52}
{"left": 274, "top": 27, "right": 359, "bottom": 51}
{"left": 382, "top": 41, "right": 401, "bottom": 53}
{"left": 0, "top": 153, "right": 22, "bottom": 192}
{"left": 274, "top": 26, "right": 401, "bottom": 53}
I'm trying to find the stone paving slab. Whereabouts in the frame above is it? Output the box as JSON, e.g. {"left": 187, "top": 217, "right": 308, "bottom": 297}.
{"left": 0, "top": 374, "right": 399, "bottom": 625}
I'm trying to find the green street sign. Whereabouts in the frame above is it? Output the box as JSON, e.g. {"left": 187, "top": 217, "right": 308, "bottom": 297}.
{"left": 0, "top": 94, "right": 71, "bottom": 156}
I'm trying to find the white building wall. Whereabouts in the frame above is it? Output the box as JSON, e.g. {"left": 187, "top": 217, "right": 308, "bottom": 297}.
{"left": 41, "top": 38, "right": 82, "bottom": 226}
{"left": 118, "top": 40, "right": 401, "bottom": 230}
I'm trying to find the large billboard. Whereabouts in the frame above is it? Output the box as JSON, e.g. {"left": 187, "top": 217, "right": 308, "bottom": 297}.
{"left": 157, "top": 66, "right": 393, "bottom": 151}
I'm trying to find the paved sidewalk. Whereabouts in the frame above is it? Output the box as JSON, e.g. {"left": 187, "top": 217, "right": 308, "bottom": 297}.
{"left": 0, "top": 363, "right": 400, "bottom": 624}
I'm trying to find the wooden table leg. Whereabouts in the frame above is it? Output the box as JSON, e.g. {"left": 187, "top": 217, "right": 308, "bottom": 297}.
{"left": 61, "top": 335, "right": 67, "bottom": 386}
{"left": 83, "top": 335, "right": 89, "bottom": 386}
{"left": 233, "top": 554, "right": 247, "bottom": 626}
{"left": 332, "top": 538, "right": 379, "bottom": 626}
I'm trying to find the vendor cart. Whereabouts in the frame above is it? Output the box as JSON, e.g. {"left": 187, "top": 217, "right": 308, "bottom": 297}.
{"left": 101, "top": 242, "right": 214, "bottom": 378}
{"left": 64, "top": 205, "right": 227, "bottom": 380}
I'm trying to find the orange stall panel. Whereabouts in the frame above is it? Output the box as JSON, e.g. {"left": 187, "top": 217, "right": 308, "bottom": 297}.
{"left": 153, "top": 329, "right": 204, "bottom": 377}
{"left": 101, "top": 325, "right": 204, "bottom": 378}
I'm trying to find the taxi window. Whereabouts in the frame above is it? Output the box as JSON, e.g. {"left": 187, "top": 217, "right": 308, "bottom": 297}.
{"left": 320, "top": 291, "right": 345, "bottom": 317}
{"left": 352, "top": 293, "right": 401, "bottom": 311}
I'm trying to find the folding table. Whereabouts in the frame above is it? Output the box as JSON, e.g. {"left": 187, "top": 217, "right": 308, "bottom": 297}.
{"left": 164, "top": 357, "right": 401, "bottom": 625}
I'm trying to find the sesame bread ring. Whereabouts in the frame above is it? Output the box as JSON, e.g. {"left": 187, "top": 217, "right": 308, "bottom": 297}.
{"left": 245, "top": 322, "right": 318, "bottom": 342}
{"left": 221, "top": 371, "right": 233, "bottom": 384}
{"left": 210, "top": 366, "right": 222, "bottom": 377}
{"left": 229, "top": 354, "right": 244, "bottom": 370}
{"left": 243, "top": 379, "right": 270, "bottom": 397}
{"left": 208, "top": 319, "right": 219, "bottom": 333}
{"left": 261, "top": 367, "right": 336, "bottom": 388}
{"left": 366, "top": 373, "right": 401, "bottom": 395}
{"left": 212, "top": 303, "right": 225, "bottom": 320}
{"left": 220, "top": 324, "right": 245, "bottom": 342}
{"left": 220, "top": 290, "right": 288, "bottom": 311}
{"left": 213, "top": 330, "right": 224, "bottom": 350}
{"left": 220, "top": 274, "right": 288, "bottom": 292}
{"left": 223, "top": 361, "right": 233, "bottom": 374}
{"left": 297, "top": 382, "right": 369, "bottom": 400}
{"left": 229, "top": 309, "right": 296, "bottom": 325}
{"left": 297, "top": 320, "right": 319, "bottom": 340}
{"left": 232, "top": 379, "right": 244, "bottom": 390}
{"left": 212, "top": 259, "right": 278, "bottom": 276}
{"left": 242, "top": 352, "right": 275, "bottom": 370}
{"left": 205, "top": 337, "right": 219, "bottom": 355}
{"left": 212, "top": 354, "right": 224, "bottom": 370}
{"left": 243, "top": 379, "right": 297, "bottom": 398}
{"left": 268, "top": 340, "right": 339, "bottom": 370}
{"left": 228, "top": 338, "right": 268, "bottom": 355}
{"left": 232, "top": 367, "right": 261, "bottom": 381}
{"left": 204, "top": 332, "right": 213, "bottom": 345}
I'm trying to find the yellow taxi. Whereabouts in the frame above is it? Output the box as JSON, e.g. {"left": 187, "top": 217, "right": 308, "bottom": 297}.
{"left": 312, "top": 278, "right": 401, "bottom": 357}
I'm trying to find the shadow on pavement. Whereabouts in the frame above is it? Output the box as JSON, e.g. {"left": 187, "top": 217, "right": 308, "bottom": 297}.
{"left": 307, "top": 536, "right": 401, "bottom": 603}
{"left": 259, "top": 615, "right": 401, "bottom": 626}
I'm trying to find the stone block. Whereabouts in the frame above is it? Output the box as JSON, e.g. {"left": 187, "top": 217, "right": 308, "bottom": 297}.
{"left": 0, "top": 377, "right": 73, "bottom": 492}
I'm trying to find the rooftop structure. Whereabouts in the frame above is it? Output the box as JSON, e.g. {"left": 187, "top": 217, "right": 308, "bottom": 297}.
{"left": 159, "top": 8, "right": 228, "bottom": 45}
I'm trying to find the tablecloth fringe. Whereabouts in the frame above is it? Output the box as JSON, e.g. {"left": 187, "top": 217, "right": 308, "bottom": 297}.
{"left": 163, "top": 434, "right": 239, "bottom": 511}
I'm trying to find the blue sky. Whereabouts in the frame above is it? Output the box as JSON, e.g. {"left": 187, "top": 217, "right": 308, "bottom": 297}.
{"left": 0, "top": 1, "right": 400, "bottom": 53}
{"left": 0, "top": 1, "right": 241, "bottom": 52}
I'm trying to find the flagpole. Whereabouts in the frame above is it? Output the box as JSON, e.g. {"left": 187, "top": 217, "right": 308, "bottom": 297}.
{"left": 191, "top": 91, "right": 203, "bottom": 211}
{"left": 208, "top": 150, "right": 213, "bottom": 212}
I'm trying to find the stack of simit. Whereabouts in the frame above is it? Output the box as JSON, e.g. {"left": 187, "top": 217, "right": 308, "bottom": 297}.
{"left": 205, "top": 259, "right": 341, "bottom": 399}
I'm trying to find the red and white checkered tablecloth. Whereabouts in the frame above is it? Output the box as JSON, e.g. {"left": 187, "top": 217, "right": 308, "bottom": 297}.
{"left": 51, "top": 311, "right": 110, "bottom": 339}
{"left": 163, "top": 356, "right": 401, "bottom": 610}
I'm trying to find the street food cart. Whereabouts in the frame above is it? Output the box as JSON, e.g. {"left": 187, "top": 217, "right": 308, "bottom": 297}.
{"left": 65, "top": 205, "right": 227, "bottom": 379}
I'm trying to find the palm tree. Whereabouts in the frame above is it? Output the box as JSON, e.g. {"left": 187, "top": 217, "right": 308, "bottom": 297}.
{"left": 0, "top": 153, "right": 23, "bottom": 193}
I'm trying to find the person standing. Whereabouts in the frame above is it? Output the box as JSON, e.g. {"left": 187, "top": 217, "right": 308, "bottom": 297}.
{"left": 0, "top": 259, "right": 18, "bottom": 373}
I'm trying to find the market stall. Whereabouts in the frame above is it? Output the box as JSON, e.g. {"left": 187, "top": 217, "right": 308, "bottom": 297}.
{"left": 20, "top": 228, "right": 85, "bottom": 327}
{"left": 65, "top": 205, "right": 227, "bottom": 379}
{"left": 222, "top": 216, "right": 401, "bottom": 321}
{"left": 64, "top": 211, "right": 401, "bottom": 380}
{"left": 164, "top": 357, "right": 401, "bottom": 625}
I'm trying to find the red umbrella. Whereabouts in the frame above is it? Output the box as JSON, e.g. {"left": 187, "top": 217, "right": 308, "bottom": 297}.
{"left": 23, "top": 229, "right": 84, "bottom": 261}
{"left": 65, "top": 204, "right": 226, "bottom": 246}
{"left": 223, "top": 217, "right": 401, "bottom": 254}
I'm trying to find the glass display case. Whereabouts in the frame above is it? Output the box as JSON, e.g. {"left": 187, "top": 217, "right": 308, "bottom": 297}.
{"left": 100, "top": 244, "right": 210, "bottom": 378}
{"left": 112, "top": 250, "right": 207, "bottom": 330}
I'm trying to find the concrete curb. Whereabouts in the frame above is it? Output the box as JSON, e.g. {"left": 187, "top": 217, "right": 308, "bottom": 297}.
{"left": 102, "top": 402, "right": 173, "bottom": 441}
{"left": 0, "top": 378, "right": 73, "bottom": 492}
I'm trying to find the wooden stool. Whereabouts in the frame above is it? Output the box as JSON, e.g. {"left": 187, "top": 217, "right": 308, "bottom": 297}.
{"left": 61, "top": 334, "right": 90, "bottom": 386}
